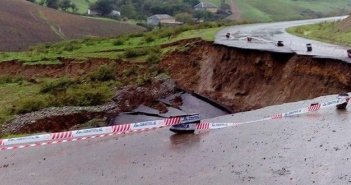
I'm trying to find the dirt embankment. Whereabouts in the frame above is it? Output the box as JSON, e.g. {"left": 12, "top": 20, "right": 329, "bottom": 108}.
{"left": 3, "top": 39, "right": 351, "bottom": 135}
{"left": 160, "top": 41, "right": 351, "bottom": 112}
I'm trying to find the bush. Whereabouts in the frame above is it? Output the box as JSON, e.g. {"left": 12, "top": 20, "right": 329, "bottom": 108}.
{"left": 122, "top": 67, "right": 137, "bottom": 77}
{"left": 146, "top": 52, "right": 161, "bottom": 64}
{"left": 88, "top": 64, "right": 116, "bottom": 82}
{"left": 124, "top": 48, "right": 149, "bottom": 58}
{"left": 113, "top": 39, "right": 124, "bottom": 46}
{"left": 12, "top": 96, "right": 49, "bottom": 114}
{"left": 40, "top": 77, "right": 75, "bottom": 94}
{"left": 62, "top": 41, "right": 81, "bottom": 51}
{"left": 144, "top": 34, "right": 156, "bottom": 43}
{"left": 53, "top": 84, "right": 112, "bottom": 106}
{"left": 0, "top": 75, "right": 24, "bottom": 84}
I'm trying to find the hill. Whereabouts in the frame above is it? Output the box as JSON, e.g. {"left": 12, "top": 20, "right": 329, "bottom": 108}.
{"left": 0, "top": 0, "right": 143, "bottom": 51}
{"left": 56, "top": 0, "right": 351, "bottom": 22}
{"left": 287, "top": 16, "right": 351, "bottom": 47}
{"left": 233, "top": 0, "right": 351, "bottom": 22}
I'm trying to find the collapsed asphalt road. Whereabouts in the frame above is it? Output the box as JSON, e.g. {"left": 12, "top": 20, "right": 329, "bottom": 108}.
{"left": 1, "top": 94, "right": 351, "bottom": 185}
{"left": 216, "top": 16, "right": 351, "bottom": 62}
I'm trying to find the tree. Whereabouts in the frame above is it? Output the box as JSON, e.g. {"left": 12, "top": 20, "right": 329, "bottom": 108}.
{"left": 194, "top": 10, "right": 218, "bottom": 21}
{"left": 175, "top": 12, "right": 193, "bottom": 23}
{"left": 120, "top": 1, "right": 136, "bottom": 18}
{"left": 59, "top": 0, "right": 73, "bottom": 11}
{"left": 183, "top": 0, "right": 200, "bottom": 7}
{"left": 71, "top": 3, "right": 78, "bottom": 13}
{"left": 91, "top": 0, "right": 115, "bottom": 16}
{"left": 46, "top": 0, "right": 59, "bottom": 9}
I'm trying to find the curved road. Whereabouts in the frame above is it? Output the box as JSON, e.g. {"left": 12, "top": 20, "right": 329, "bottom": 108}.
{"left": 215, "top": 16, "right": 351, "bottom": 62}
{"left": 2, "top": 18, "right": 351, "bottom": 184}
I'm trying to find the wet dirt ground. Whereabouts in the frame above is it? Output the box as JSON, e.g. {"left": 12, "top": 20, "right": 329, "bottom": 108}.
{"left": 1, "top": 94, "right": 351, "bottom": 184}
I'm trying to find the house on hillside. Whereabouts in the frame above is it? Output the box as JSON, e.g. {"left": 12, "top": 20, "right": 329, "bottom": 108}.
{"left": 194, "top": 2, "right": 218, "bottom": 13}
{"left": 109, "top": 10, "right": 121, "bottom": 17}
{"left": 147, "top": 14, "right": 182, "bottom": 26}
{"left": 87, "top": 9, "right": 99, "bottom": 16}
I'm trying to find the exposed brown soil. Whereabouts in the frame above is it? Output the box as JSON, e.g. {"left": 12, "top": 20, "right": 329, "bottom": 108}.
{"left": 0, "top": 0, "right": 143, "bottom": 51}
{"left": 160, "top": 40, "right": 351, "bottom": 112}
{"left": 338, "top": 15, "right": 351, "bottom": 31}
{"left": 4, "top": 38, "right": 351, "bottom": 135}
{"left": 228, "top": 0, "right": 241, "bottom": 20}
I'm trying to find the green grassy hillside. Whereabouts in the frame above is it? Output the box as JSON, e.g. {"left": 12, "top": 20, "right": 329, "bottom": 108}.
{"left": 235, "top": 0, "right": 351, "bottom": 22}
{"left": 287, "top": 19, "right": 351, "bottom": 47}
{"left": 73, "top": 0, "right": 97, "bottom": 14}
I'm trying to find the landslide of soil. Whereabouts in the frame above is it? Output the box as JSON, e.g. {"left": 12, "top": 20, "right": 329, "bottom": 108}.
{"left": 338, "top": 15, "right": 351, "bottom": 31}
{"left": 2, "top": 39, "right": 351, "bottom": 135}
{"left": 0, "top": 0, "right": 143, "bottom": 51}
{"left": 160, "top": 40, "right": 351, "bottom": 112}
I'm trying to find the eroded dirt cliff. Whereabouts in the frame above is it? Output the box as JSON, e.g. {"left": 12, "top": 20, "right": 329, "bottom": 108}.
{"left": 160, "top": 40, "right": 351, "bottom": 112}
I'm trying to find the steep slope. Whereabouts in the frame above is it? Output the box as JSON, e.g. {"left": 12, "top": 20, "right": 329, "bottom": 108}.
{"left": 161, "top": 41, "right": 351, "bottom": 112}
{"left": 338, "top": 15, "right": 351, "bottom": 31}
{"left": 0, "top": 0, "right": 143, "bottom": 51}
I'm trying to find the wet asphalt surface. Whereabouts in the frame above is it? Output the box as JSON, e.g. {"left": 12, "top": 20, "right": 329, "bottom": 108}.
{"left": 1, "top": 94, "right": 351, "bottom": 184}
{"left": 216, "top": 16, "right": 351, "bottom": 62}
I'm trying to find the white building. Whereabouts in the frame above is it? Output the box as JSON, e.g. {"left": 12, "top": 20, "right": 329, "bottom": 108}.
{"left": 147, "top": 14, "right": 182, "bottom": 26}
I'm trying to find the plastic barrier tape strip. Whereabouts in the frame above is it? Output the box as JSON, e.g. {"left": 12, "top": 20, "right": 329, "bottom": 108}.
{"left": 0, "top": 97, "right": 349, "bottom": 151}
{"left": 196, "top": 97, "right": 348, "bottom": 131}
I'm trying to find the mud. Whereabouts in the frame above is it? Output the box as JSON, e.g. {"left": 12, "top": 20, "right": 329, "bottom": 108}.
{"left": 160, "top": 40, "right": 351, "bottom": 112}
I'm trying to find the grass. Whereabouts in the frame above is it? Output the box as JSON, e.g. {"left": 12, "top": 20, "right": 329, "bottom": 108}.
{"left": 287, "top": 21, "right": 351, "bottom": 47}
{"left": 235, "top": 0, "right": 351, "bottom": 22}
{"left": 0, "top": 22, "right": 228, "bottom": 131}
{"left": 0, "top": 24, "right": 225, "bottom": 64}
{"left": 73, "top": 0, "right": 97, "bottom": 14}
{"left": 207, "top": 0, "right": 229, "bottom": 6}
{"left": 34, "top": 0, "right": 97, "bottom": 14}
{"left": 0, "top": 81, "right": 41, "bottom": 124}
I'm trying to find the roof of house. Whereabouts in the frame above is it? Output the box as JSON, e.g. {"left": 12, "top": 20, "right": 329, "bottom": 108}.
{"left": 194, "top": 2, "right": 218, "bottom": 9}
{"left": 148, "top": 14, "right": 174, "bottom": 20}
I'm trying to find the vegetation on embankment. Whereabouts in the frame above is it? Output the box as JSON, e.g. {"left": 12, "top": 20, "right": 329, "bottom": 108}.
{"left": 287, "top": 21, "right": 351, "bottom": 47}
{"left": 0, "top": 22, "right": 227, "bottom": 64}
{"left": 0, "top": 61, "right": 164, "bottom": 125}
{"left": 0, "top": 22, "right": 230, "bottom": 126}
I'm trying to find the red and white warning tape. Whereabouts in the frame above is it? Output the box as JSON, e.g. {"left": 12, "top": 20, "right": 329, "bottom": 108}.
{"left": 195, "top": 97, "right": 349, "bottom": 131}
{"left": 0, "top": 117, "right": 181, "bottom": 151}
{"left": 0, "top": 97, "right": 349, "bottom": 151}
